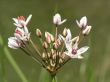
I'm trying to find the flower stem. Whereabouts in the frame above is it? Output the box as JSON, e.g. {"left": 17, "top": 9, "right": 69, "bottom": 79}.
{"left": 30, "top": 38, "right": 41, "bottom": 56}
{"left": 51, "top": 74, "right": 57, "bottom": 82}
{"left": 55, "top": 27, "right": 58, "bottom": 39}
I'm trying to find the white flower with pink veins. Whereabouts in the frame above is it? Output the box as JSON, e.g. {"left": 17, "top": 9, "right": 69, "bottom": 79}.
{"left": 64, "top": 42, "right": 89, "bottom": 59}
{"left": 8, "top": 37, "right": 22, "bottom": 49}
{"left": 14, "top": 27, "right": 30, "bottom": 41}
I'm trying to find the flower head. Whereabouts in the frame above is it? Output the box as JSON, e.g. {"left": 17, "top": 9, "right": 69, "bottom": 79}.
{"left": 76, "top": 16, "right": 87, "bottom": 29}
{"left": 13, "top": 14, "right": 32, "bottom": 27}
{"left": 8, "top": 37, "right": 22, "bottom": 49}
{"left": 53, "top": 13, "right": 67, "bottom": 26}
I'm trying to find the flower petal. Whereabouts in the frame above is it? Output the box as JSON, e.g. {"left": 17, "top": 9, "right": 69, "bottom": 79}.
{"left": 80, "top": 16, "right": 87, "bottom": 27}
{"left": 77, "top": 46, "right": 89, "bottom": 56}
{"left": 25, "top": 14, "right": 32, "bottom": 25}
{"left": 66, "top": 29, "right": 71, "bottom": 42}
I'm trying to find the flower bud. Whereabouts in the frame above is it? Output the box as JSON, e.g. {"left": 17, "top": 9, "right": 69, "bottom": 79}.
{"left": 50, "top": 34, "right": 55, "bottom": 42}
{"left": 76, "top": 16, "right": 87, "bottom": 28}
{"left": 53, "top": 13, "right": 66, "bottom": 26}
{"left": 59, "top": 58, "right": 63, "bottom": 64}
{"left": 50, "top": 59, "right": 55, "bottom": 67}
{"left": 36, "top": 29, "right": 42, "bottom": 37}
{"left": 42, "top": 53, "right": 46, "bottom": 59}
{"left": 57, "top": 39, "right": 61, "bottom": 46}
{"left": 45, "top": 32, "right": 51, "bottom": 43}
{"left": 42, "top": 41, "right": 48, "bottom": 49}
{"left": 53, "top": 42, "right": 58, "bottom": 49}
{"left": 63, "top": 28, "right": 67, "bottom": 37}
{"left": 82, "top": 25, "right": 92, "bottom": 36}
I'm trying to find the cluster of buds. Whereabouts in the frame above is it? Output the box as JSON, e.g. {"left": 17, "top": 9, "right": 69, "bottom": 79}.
{"left": 8, "top": 13, "right": 92, "bottom": 75}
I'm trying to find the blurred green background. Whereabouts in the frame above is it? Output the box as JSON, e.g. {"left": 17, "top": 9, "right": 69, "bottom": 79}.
{"left": 0, "top": 0, "right": 110, "bottom": 82}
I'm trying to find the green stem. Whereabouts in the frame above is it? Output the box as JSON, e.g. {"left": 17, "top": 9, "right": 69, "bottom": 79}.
{"left": 51, "top": 74, "right": 57, "bottom": 82}
{"left": 4, "top": 46, "right": 28, "bottom": 82}
{"left": 30, "top": 38, "right": 41, "bottom": 56}
{"left": 0, "top": 35, "right": 5, "bottom": 82}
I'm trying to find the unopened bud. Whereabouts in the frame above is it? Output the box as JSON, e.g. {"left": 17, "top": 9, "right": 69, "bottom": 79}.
{"left": 57, "top": 39, "right": 61, "bottom": 46}
{"left": 45, "top": 32, "right": 51, "bottom": 43}
{"left": 36, "top": 29, "right": 42, "bottom": 37}
{"left": 42, "top": 41, "right": 48, "bottom": 49}
{"left": 63, "top": 28, "right": 67, "bottom": 37}
{"left": 53, "top": 42, "right": 59, "bottom": 49}
{"left": 50, "top": 34, "right": 55, "bottom": 42}
{"left": 42, "top": 53, "right": 46, "bottom": 59}
{"left": 59, "top": 58, "right": 63, "bottom": 64}
{"left": 82, "top": 25, "right": 92, "bottom": 36}
{"left": 50, "top": 59, "right": 55, "bottom": 67}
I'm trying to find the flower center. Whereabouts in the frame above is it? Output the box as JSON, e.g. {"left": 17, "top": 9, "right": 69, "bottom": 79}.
{"left": 72, "top": 49, "right": 77, "bottom": 55}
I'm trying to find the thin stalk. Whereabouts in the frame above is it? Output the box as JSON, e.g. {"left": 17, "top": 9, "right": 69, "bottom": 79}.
{"left": 30, "top": 38, "right": 41, "bottom": 56}
{"left": 0, "top": 35, "right": 5, "bottom": 82}
{"left": 4, "top": 46, "right": 28, "bottom": 82}
{"left": 56, "top": 57, "right": 71, "bottom": 71}
{"left": 44, "top": 49, "right": 50, "bottom": 65}
{"left": 20, "top": 47, "right": 42, "bottom": 66}
{"left": 55, "top": 27, "right": 58, "bottom": 39}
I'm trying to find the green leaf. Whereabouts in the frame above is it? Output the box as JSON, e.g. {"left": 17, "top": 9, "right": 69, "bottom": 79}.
{"left": 4, "top": 46, "right": 29, "bottom": 82}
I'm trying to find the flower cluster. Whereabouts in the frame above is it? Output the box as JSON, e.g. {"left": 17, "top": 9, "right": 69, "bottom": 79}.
{"left": 8, "top": 15, "right": 32, "bottom": 49}
{"left": 8, "top": 13, "right": 91, "bottom": 75}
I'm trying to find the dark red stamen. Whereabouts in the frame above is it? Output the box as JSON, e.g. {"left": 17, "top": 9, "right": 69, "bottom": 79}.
{"left": 72, "top": 49, "right": 77, "bottom": 55}
{"left": 17, "top": 16, "right": 25, "bottom": 21}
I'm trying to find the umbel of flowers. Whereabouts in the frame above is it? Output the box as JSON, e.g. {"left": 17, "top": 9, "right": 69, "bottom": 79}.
{"left": 8, "top": 13, "right": 91, "bottom": 79}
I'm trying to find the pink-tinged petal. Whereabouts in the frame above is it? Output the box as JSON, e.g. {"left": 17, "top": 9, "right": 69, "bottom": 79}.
{"left": 15, "top": 28, "right": 24, "bottom": 36}
{"left": 25, "top": 14, "right": 32, "bottom": 25}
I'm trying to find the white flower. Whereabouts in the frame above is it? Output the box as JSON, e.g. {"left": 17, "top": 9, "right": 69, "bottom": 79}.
{"left": 8, "top": 37, "right": 21, "bottom": 49}
{"left": 82, "top": 25, "right": 92, "bottom": 35}
{"left": 76, "top": 16, "right": 87, "bottom": 28}
{"left": 53, "top": 13, "right": 67, "bottom": 26}
{"left": 59, "top": 29, "right": 79, "bottom": 51}
{"left": 13, "top": 14, "right": 32, "bottom": 27}
{"left": 14, "top": 27, "right": 30, "bottom": 41}
{"left": 64, "top": 42, "right": 89, "bottom": 59}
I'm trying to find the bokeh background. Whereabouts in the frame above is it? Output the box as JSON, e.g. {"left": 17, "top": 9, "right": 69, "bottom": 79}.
{"left": 0, "top": 0, "right": 110, "bottom": 82}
